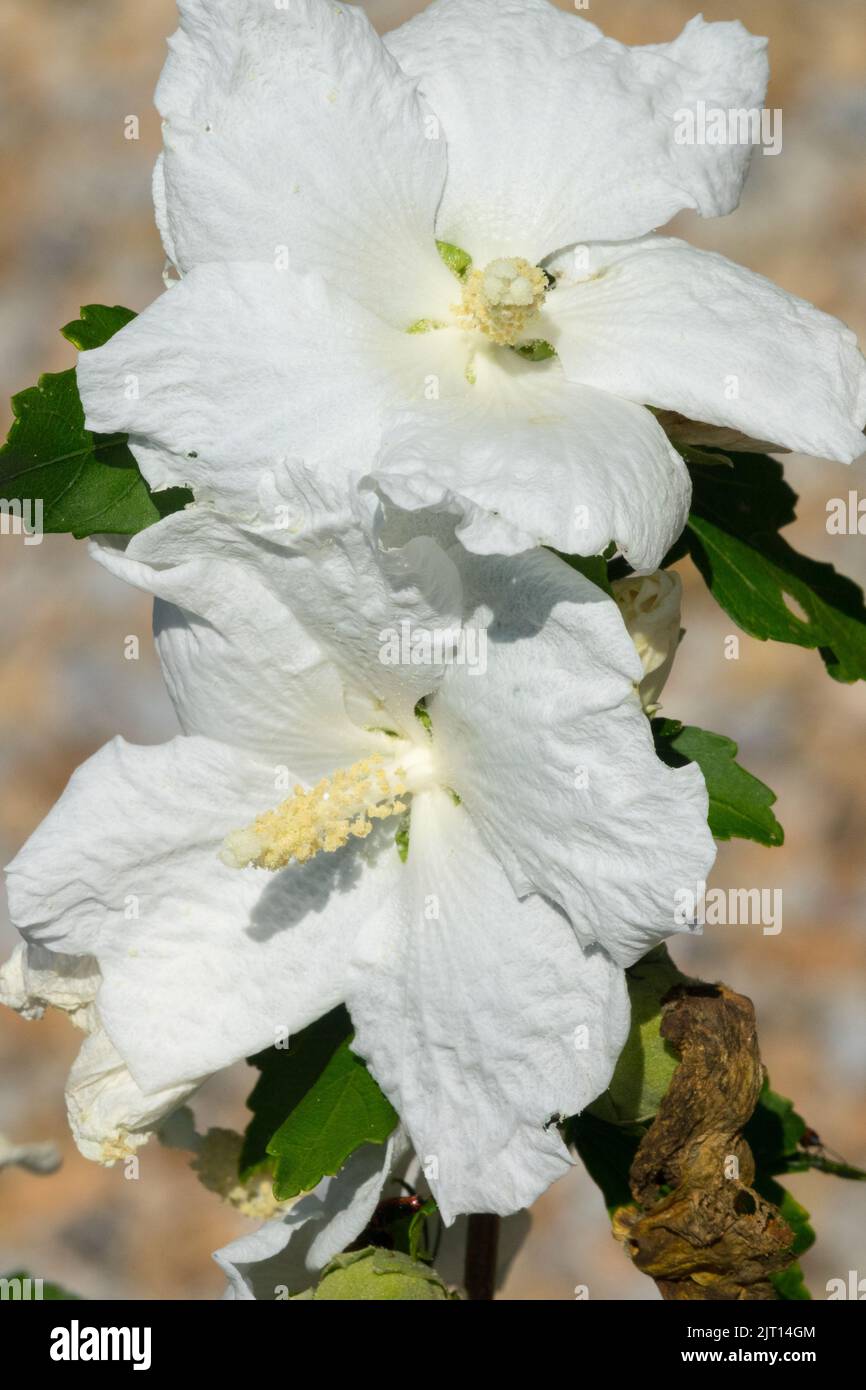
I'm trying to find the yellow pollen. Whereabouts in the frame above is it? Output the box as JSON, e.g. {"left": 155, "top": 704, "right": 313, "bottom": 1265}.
{"left": 220, "top": 754, "right": 410, "bottom": 871}
{"left": 192, "top": 1129, "right": 288, "bottom": 1221}
{"left": 456, "top": 256, "right": 547, "bottom": 346}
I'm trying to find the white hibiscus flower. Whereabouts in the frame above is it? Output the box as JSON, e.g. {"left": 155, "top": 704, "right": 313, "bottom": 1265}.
{"left": 73, "top": 0, "right": 862, "bottom": 573}
{"left": 3, "top": 482, "right": 714, "bottom": 1220}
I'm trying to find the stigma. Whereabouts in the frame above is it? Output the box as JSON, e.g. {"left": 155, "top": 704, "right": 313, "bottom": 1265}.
{"left": 456, "top": 256, "right": 548, "bottom": 346}
{"left": 221, "top": 746, "right": 435, "bottom": 871}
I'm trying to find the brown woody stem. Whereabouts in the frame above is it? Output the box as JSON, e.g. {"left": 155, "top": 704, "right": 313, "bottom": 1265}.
{"left": 464, "top": 1213, "right": 500, "bottom": 1300}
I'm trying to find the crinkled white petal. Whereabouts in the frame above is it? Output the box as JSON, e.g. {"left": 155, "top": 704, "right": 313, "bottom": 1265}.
{"left": 0, "top": 943, "right": 195, "bottom": 1164}
{"left": 94, "top": 481, "right": 465, "bottom": 739}
{"left": 430, "top": 548, "right": 716, "bottom": 966}
{"left": 387, "top": 2, "right": 767, "bottom": 262}
{"left": 548, "top": 237, "right": 866, "bottom": 464}
{"left": 151, "top": 153, "right": 178, "bottom": 274}
{"left": 93, "top": 529, "right": 388, "bottom": 776}
{"left": 345, "top": 788, "right": 631, "bottom": 1224}
{"left": 76, "top": 263, "right": 450, "bottom": 514}
{"left": 374, "top": 351, "right": 690, "bottom": 571}
{"left": 216, "top": 1130, "right": 407, "bottom": 1301}
{"left": 0, "top": 939, "right": 99, "bottom": 1022}
{"left": 156, "top": 0, "right": 454, "bottom": 324}
{"left": 5, "top": 736, "right": 401, "bottom": 1094}
{"left": 249, "top": 480, "right": 465, "bottom": 733}
{"left": 66, "top": 1022, "right": 200, "bottom": 1165}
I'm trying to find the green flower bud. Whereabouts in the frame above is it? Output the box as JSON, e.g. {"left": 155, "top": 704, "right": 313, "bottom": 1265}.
{"left": 306, "top": 1247, "right": 458, "bottom": 1301}
{"left": 589, "top": 945, "right": 694, "bottom": 1124}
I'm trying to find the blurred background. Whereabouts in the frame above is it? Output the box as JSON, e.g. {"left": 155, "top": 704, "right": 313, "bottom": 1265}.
{"left": 0, "top": 0, "right": 864, "bottom": 1300}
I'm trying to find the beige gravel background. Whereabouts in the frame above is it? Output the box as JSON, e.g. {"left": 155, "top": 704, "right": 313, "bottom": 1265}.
{"left": 0, "top": 0, "right": 864, "bottom": 1300}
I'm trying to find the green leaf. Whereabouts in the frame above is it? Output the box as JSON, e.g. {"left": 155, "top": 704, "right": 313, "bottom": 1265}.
{"left": 241, "top": 1006, "right": 397, "bottom": 1200}
{"left": 744, "top": 1080, "right": 807, "bottom": 1166}
{"left": 686, "top": 454, "right": 866, "bottom": 682}
{"left": 555, "top": 550, "right": 614, "bottom": 596}
{"left": 750, "top": 1175, "right": 814, "bottom": 1298}
{"left": 61, "top": 303, "right": 137, "bottom": 351}
{"left": 563, "top": 1111, "right": 644, "bottom": 1215}
{"left": 745, "top": 1077, "right": 866, "bottom": 1181}
{"left": 772, "top": 1261, "right": 812, "bottom": 1301}
{"left": 745, "top": 1076, "right": 866, "bottom": 1300}
{"left": 653, "top": 718, "right": 784, "bottom": 847}
{"left": 0, "top": 305, "right": 192, "bottom": 538}
{"left": 435, "top": 239, "right": 472, "bottom": 280}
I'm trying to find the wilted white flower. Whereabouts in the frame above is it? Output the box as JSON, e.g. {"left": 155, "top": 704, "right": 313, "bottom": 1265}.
{"left": 0, "top": 942, "right": 198, "bottom": 1164}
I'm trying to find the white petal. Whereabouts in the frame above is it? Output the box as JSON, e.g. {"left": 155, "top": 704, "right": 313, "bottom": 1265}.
{"left": 0, "top": 939, "right": 99, "bottom": 1022}
{"left": 374, "top": 351, "right": 689, "bottom": 571}
{"left": 215, "top": 1131, "right": 407, "bottom": 1300}
{"left": 96, "top": 482, "right": 465, "bottom": 740}
{"left": 93, "top": 525, "right": 383, "bottom": 777}
{"left": 157, "top": 0, "right": 453, "bottom": 323}
{"left": 387, "top": 3, "right": 767, "bottom": 262}
{"left": 152, "top": 153, "right": 178, "bottom": 272}
{"left": 346, "top": 788, "right": 630, "bottom": 1224}
{"left": 430, "top": 547, "right": 716, "bottom": 966}
{"left": 5, "top": 735, "right": 401, "bottom": 1093}
{"left": 549, "top": 237, "right": 866, "bottom": 464}
{"left": 255, "top": 482, "right": 466, "bottom": 732}
{"left": 76, "top": 262, "right": 438, "bottom": 512}
{"left": 66, "top": 1025, "right": 199, "bottom": 1165}
{"left": 0, "top": 943, "right": 194, "bottom": 1164}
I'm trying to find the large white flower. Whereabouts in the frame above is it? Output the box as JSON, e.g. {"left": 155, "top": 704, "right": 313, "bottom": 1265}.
{"left": 4, "top": 482, "right": 714, "bottom": 1220}
{"left": 73, "top": 1, "right": 862, "bottom": 572}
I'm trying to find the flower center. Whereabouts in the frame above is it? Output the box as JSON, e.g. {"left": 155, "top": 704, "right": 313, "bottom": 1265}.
{"left": 221, "top": 746, "right": 435, "bottom": 871}
{"left": 456, "top": 256, "right": 548, "bottom": 346}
